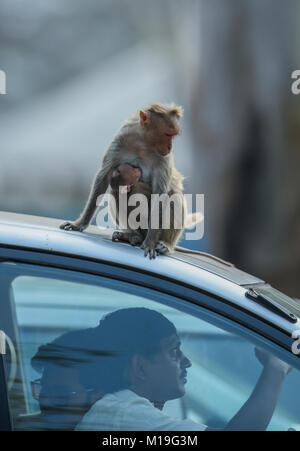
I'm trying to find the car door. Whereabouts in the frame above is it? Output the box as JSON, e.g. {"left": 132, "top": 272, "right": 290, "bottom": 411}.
{"left": 0, "top": 246, "right": 299, "bottom": 431}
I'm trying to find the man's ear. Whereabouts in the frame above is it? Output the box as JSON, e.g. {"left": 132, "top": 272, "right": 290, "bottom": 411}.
{"left": 139, "top": 110, "right": 150, "bottom": 127}
{"left": 130, "top": 354, "right": 147, "bottom": 382}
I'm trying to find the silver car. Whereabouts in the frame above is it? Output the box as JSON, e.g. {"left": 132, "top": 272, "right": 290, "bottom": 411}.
{"left": 0, "top": 211, "right": 299, "bottom": 431}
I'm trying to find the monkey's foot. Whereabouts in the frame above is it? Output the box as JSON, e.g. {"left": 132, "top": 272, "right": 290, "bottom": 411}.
{"left": 112, "top": 231, "right": 125, "bottom": 242}
{"left": 129, "top": 234, "right": 143, "bottom": 246}
{"left": 112, "top": 231, "right": 132, "bottom": 243}
{"left": 141, "top": 240, "right": 159, "bottom": 260}
{"left": 155, "top": 241, "right": 171, "bottom": 255}
{"left": 112, "top": 231, "right": 143, "bottom": 247}
{"left": 60, "top": 221, "right": 86, "bottom": 232}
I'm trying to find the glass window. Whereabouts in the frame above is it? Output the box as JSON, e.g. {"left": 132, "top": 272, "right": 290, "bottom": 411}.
{"left": 1, "top": 261, "right": 299, "bottom": 431}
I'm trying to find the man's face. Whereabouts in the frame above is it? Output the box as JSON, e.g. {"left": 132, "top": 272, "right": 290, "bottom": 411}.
{"left": 142, "top": 334, "right": 192, "bottom": 403}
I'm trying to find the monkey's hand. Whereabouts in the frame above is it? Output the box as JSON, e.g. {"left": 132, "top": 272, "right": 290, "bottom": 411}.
{"left": 60, "top": 221, "right": 87, "bottom": 232}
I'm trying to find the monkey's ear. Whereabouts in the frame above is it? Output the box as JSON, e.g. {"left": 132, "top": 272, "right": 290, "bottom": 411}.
{"left": 139, "top": 110, "right": 150, "bottom": 126}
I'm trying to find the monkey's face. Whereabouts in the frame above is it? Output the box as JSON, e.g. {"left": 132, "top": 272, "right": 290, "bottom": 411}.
{"left": 150, "top": 115, "right": 180, "bottom": 156}
{"left": 158, "top": 129, "right": 179, "bottom": 156}
{"left": 117, "top": 164, "right": 141, "bottom": 185}
{"left": 140, "top": 108, "right": 181, "bottom": 156}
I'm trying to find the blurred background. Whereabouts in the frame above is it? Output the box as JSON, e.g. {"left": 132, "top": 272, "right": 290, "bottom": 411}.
{"left": 0, "top": 0, "right": 299, "bottom": 297}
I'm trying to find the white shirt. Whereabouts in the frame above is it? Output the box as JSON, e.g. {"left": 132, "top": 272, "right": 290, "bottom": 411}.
{"left": 75, "top": 389, "right": 207, "bottom": 431}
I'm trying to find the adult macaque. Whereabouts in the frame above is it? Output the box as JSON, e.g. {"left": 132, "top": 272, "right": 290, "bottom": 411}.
{"left": 60, "top": 102, "right": 185, "bottom": 258}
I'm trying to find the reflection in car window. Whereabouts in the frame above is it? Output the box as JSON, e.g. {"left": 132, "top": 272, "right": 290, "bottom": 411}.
{"left": 1, "top": 262, "right": 299, "bottom": 430}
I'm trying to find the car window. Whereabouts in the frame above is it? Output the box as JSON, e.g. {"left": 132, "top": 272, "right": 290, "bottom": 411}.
{"left": 1, "top": 261, "right": 300, "bottom": 431}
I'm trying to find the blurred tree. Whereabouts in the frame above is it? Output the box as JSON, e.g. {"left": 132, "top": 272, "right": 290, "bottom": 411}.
{"left": 172, "top": 0, "right": 300, "bottom": 297}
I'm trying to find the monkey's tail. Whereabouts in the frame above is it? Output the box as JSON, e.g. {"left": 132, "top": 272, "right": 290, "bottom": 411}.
{"left": 184, "top": 212, "right": 204, "bottom": 229}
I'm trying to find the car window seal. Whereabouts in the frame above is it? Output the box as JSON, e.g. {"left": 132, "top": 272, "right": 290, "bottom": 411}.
{"left": 245, "top": 288, "right": 298, "bottom": 324}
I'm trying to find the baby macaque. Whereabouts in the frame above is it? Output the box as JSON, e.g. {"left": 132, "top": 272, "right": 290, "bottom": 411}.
{"left": 60, "top": 102, "right": 186, "bottom": 259}
{"left": 110, "top": 163, "right": 144, "bottom": 195}
{"left": 109, "top": 163, "right": 150, "bottom": 247}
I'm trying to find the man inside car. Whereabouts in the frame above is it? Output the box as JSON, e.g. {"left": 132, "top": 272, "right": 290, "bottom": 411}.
{"left": 32, "top": 307, "right": 291, "bottom": 431}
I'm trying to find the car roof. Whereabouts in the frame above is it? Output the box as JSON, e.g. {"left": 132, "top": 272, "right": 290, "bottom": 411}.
{"left": 0, "top": 212, "right": 261, "bottom": 284}
{"left": 0, "top": 211, "right": 299, "bottom": 333}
